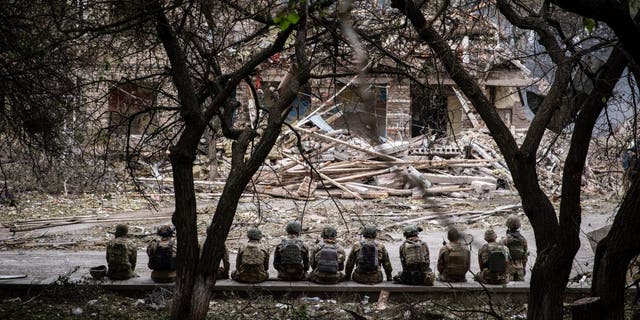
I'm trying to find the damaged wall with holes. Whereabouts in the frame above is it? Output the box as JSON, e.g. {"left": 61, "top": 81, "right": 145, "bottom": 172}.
{"left": 234, "top": 62, "right": 533, "bottom": 144}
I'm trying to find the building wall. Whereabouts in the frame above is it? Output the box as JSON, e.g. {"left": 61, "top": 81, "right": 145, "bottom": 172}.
{"left": 385, "top": 81, "right": 412, "bottom": 140}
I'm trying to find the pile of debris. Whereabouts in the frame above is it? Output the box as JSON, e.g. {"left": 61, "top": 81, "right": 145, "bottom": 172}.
{"left": 130, "top": 126, "right": 620, "bottom": 201}
{"left": 247, "top": 120, "right": 623, "bottom": 200}
{"left": 248, "top": 128, "right": 512, "bottom": 200}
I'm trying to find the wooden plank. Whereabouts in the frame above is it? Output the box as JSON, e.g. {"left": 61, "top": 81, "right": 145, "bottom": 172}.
{"left": 422, "top": 173, "right": 497, "bottom": 185}
{"left": 296, "top": 128, "right": 403, "bottom": 162}
{"left": 453, "top": 87, "right": 480, "bottom": 128}
{"left": 284, "top": 154, "right": 363, "bottom": 200}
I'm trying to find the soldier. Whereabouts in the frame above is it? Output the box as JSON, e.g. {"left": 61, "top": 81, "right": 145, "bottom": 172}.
{"left": 501, "top": 215, "right": 529, "bottom": 281}
{"left": 476, "top": 229, "right": 510, "bottom": 285}
{"left": 232, "top": 227, "right": 270, "bottom": 283}
{"left": 393, "top": 225, "right": 433, "bottom": 285}
{"left": 106, "top": 224, "right": 137, "bottom": 280}
{"left": 308, "top": 226, "right": 346, "bottom": 284}
{"left": 437, "top": 227, "right": 470, "bottom": 282}
{"left": 622, "top": 142, "right": 639, "bottom": 191}
{"left": 273, "top": 221, "right": 309, "bottom": 280}
{"left": 345, "top": 225, "right": 393, "bottom": 284}
{"left": 216, "top": 245, "right": 231, "bottom": 280}
{"left": 146, "top": 224, "right": 177, "bottom": 283}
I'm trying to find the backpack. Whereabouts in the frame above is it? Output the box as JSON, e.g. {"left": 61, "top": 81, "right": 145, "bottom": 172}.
{"left": 316, "top": 244, "right": 339, "bottom": 273}
{"left": 506, "top": 233, "right": 526, "bottom": 260}
{"left": 148, "top": 239, "right": 175, "bottom": 270}
{"left": 109, "top": 240, "right": 131, "bottom": 272}
{"left": 404, "top": 241, "right": 427, "bottom": 269}
{"left": 357, "top": 240, "right": 379, "bottom": 272}
{"left": 487, "top": 246, "right": 507, "bottom": 274}
{"left": 445, "top": 245, "right": 468, "bottom": 277}
{"left": 279, "top": 239, "right": 303, "bottom": 266}
{"left": 241, "top": 243, "right": 265, "bottom": 268}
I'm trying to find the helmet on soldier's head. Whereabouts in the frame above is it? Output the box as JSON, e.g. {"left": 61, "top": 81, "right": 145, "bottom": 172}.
{"left": 403, "top": 225, "right": 423, "bottom": 238}
{"left": 321, "top": 226, "right": 337, "bottom": 239}
{"left": 247, "top": 227, "right": 262, "bottom": 240}
{"left": 506, "top": 215, "right": 521, "bottom": 230}
{"left": 285, "top": 221, "right": 302, "bottom": 234}
{"left": 115, "top": 224, "right": 128, "bottom": 237}
{"left": 447, "top": 227, "right": 460, "bottom": 241}
{"left": 157, "top": 224, "right": 174, "bottom": 237}
{"left": 484, "top": 229, "right": 497, "bottom": 242}
{"left": 361, "top": 225, "right": 377, "bottom": 238}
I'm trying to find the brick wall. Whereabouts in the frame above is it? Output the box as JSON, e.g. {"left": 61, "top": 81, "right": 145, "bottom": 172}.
{"left": 385, "top": 81, "right": 411, "bottom": 140}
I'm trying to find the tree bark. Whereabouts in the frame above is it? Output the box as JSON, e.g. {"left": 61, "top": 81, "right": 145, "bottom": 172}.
{"left": 169, "top": 140, "right": 202, "bottom": 318}
{"left": 592, "top": 176, "right": 640, "bottom": 319}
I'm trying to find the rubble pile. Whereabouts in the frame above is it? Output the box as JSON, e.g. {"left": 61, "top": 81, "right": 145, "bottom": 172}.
{"left": 248, "top": 129, "right": 510, "bottom": 200}
{"left": 129, "top": 124, "right": 621, "bottom": 201}
{"left": 247, "top": 127, "right": 621, "bottom": 201}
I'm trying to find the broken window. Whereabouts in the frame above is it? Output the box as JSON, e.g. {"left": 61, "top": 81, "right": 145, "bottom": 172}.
{"left": 287, "top": 85, "right": 311, "bottom": 122}
{"left": 335, "top": 84, "right": 387, "bottom": 141}
{"left": 410, "top": 84, "right": 450, "bottom": 137}
{"left": 108, "top": 82, "right": 156, "bottom": 135}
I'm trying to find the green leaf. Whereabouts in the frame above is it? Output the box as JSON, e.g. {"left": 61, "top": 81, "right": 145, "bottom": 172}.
{"left": 273, "top": 11, "right": 300, "bottom": 31}
{"left": 279, "top": 20, "right": 291, "bottom": 31}
{"left": 601, "top": 96, "right": 608, "bottom": 103}
{"left": 287, "top": 12, "right": 300, "bottom": 24}
{"left": 583, "top": 17, "right": 596, "bottom": 33}
{"left": 630, "top": 0, "right": 640, "bottom": 18}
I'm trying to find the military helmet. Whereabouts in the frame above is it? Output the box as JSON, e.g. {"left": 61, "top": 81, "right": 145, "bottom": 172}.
{"left": 89, "top": 265, "right": 107, "bottom": 280}
{"left": 447, "top": 227, "right": 460, "bottom": 241}
{"left": 361, "top": 225, "right": 377, "bottom": 238}
{"left": 157, "top": 224, "right": 174, "bottom": 237}
{"left": 506, "top": 215, "right": 521, "bottom": 230}
{"left": 247, "top": 227, "right": 262, "bottom": 240}
{"left": 115, "top": 224, "right": 128, "bottom": 237}
{"left": 285, "top": 221, "right": 302, "bottom": 234}
{"left": 403, "top": 225, "right": 423, "bottom": 238}
{"left": 484, "top": 229, "right": 497, "bottom": 242}
{"left": 321, "top": 226, "right": 337, "bottom": 239}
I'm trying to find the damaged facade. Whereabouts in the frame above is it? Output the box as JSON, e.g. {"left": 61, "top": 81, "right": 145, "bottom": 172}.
{"left": 236, "top": 60, "right": 533, "bottom": 144}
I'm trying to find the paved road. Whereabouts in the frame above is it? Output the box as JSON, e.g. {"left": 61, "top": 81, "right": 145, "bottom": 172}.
{"left": 0, "top": 212, "right": 609, "bottom": 286}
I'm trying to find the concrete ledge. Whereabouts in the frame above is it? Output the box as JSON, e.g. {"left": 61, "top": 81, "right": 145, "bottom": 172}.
{"left": 0, "top": 276, "right": 596, "bottom": 296}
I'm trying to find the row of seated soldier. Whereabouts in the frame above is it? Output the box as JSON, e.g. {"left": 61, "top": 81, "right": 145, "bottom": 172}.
{"left": 104, "top": 215, "right": 528, "bottom": 286}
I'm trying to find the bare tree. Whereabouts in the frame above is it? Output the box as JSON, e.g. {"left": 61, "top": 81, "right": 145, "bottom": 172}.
{"left": 388, "top": 0, "right": 632, "bottom": 319}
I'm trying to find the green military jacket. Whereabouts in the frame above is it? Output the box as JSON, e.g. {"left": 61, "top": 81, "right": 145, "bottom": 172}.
{"left": 232, "top": 240, "right": 270, "bottom": 283}
{"left": 106, "top": 236, "right": 137, "bottom": 280}
{"left": 477, "top": 241, "right": 510, "bottom": 284}
{"left": 399, "top": 237, "right": 431, "bottom": 271}
{"left": 437, "top": 240, "right": 470, "bottom": 282}
{"left": 345, "top": 238, "right": 393, "bottom": 282}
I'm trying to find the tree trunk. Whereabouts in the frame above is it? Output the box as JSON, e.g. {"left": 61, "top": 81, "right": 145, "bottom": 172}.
{"left": 528, "top": 249, "right": 576, "bottom": 319}
{"left": 169, "top": 139, "right": 203, "bottom": 319}
{"left": 186, "top": 274, "right": 216, "bottom": 319}
{"left": 592, "top": 177, "right": 640, "bottom": 319}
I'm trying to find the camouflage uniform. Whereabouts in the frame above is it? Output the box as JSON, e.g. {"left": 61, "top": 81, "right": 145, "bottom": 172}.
{"left": 273, "top": 235, "right": 309, "bottom": 280}
{"left": 146, "top": 235, "right": 177, "bottom": 283}
{"left": 345, "top": 239, "right": 393, "bottom": 284}
{"left": 231, "top": 240, "right": 270, "bottom": 283}
{"left": 106, "top": 225, "right": 137, "bottom": 280}
{"left": 437, "top": 241, "right": 470, "bottom": 282}
{"left": 394, "top": 237, "right": 432, "bottom": 285}
{"left": 476, "top": 242, "right": 510, "bottom": 285}
{"left": 308, "top": 239, "right": 346, "bottom": 284}
{"left": 500, "top": 230, "right": 529, "bottom": 281}
{"left": 622, "top": 144, "right": 638, "bottom": 192}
